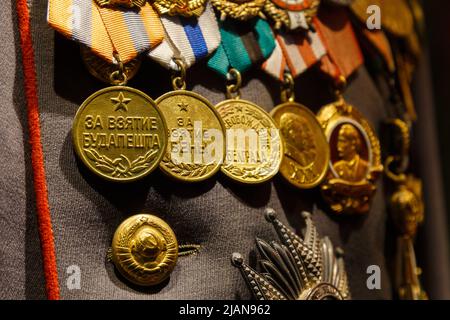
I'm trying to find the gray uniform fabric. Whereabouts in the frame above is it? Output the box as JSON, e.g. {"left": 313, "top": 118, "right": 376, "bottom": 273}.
{"left": 0, "top": 0, "right": 46, "bottom": 300}
{"left": 0, "top": 0, "right": 447, "bottom": 299}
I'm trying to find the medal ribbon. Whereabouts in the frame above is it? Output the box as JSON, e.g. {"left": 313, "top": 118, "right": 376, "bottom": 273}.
{"left": 207, "top": 18, "right": 276, "bottom": 78}
{"left": 262, "top": 27, "right": 326, "bottom": 81}
{"left": 148, "top": 3, "right": 221, "bottom": 70}
{"left": 47, "top": 0, "right": 164, "bottom": 63}
{"left": 314, "top": 7, "right": 363, "bottom": 80}
{"left": 360, "top": 29, "right": 395, "bottom": 73}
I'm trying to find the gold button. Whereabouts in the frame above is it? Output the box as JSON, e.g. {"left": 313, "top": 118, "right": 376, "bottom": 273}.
{"left": 111, "top": 214, "right": 178, "bottom": 286}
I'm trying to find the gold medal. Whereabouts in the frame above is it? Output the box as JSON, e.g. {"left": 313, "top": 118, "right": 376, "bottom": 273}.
{"left": 111, "top": 214, "right": 178, "bottom": 286}
{"left": 151, "top": 0, "right": 208, "bottom": 17}
{"left": 157, "top": 60, "right": 226, "bottom": 182}
{"left": 317, "top": 79, "right": 383, "bottom": 214}
{"left": 81, "top": 46, "right": 141, "bottom": 85}
{"left": 384, "top": 119, "right": 427, "bottom": 300}
{"left": 271, "top": 102, "right": 330, "bottom": 189}
{"left": 270, "top": 75, "right": 329, "bottom": 188}
{"left": 217, "top": 69, "right": 282, "bottom": 184}
{"left": 72, "top": 86, "right": 167, "bottom": 182}
{"left": 217, "top": 100, "right": 282, "bottom": 184}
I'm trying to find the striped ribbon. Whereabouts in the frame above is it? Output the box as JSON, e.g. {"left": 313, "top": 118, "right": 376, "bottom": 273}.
{"left": 148, "top": 3, "right": 221, "bottom": 70}
{"left": 47, "top": 0, "right": 164, "bottom": 63}
{"left": 314, "top": 7, "right": 363, "bottom": 80}
{"left": 262, "top": 26, "right": 326, "bottom": 81}
{"left": 207, "top": 18, "right": 275, "bottom": 78}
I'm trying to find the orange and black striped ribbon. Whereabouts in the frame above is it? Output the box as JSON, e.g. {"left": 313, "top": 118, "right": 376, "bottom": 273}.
{"left": 47, "top": 0, "right": 164, "bottom": 63}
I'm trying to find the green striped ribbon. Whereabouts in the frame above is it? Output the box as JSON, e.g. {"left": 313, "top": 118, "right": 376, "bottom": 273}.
{"left": 207, "top": 17, "right": 275, "bottom": 78}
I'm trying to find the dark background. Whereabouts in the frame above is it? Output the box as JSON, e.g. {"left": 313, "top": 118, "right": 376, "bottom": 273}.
{"left": 423, "top": 0, "right": 450, "bottom": 243}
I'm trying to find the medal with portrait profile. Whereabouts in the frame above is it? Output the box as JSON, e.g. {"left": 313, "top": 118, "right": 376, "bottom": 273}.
{"left": 271, "top": 101, "right": 329, "bottom": 189}
{"left": 317, "top": 98, "right": 383, "bottom": 214}
{"left": 269, "top": 72, "right": 329, "bottom": 189}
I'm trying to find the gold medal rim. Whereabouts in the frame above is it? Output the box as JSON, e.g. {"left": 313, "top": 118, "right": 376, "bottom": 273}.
{"left": 156, "top": 90, "right": 226, "bottom": 183}
{"left": 270, "top": 101, "right": 330, "bottom": 189}
{"left": 72, "top": 86, "right": 168, "bottom": 183}
{"left": 216, "top": 98, "right": 283, "bottom": 184}
{"left": 111, "top": 214, "right": 178, "bottom": 286}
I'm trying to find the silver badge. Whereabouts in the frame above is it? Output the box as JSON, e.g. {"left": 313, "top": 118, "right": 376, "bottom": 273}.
{"left": 232, "top": 208, "right": 351, "bottom": 300}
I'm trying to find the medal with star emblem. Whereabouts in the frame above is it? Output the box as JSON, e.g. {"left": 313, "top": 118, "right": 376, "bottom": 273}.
{"left": 156, "top": 60, "right": 226, "bottom": 183}
{"left": 156, "top": 90, "right": 226, "bottom": 182}
{"left": 72, "top": 86, "right": 168, "bottom": 182}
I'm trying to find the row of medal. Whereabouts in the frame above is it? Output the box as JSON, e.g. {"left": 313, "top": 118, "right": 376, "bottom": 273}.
{"left": 45, "top": 0, "right": 428, "bottom": 295}
{"left": 72, "top": 65, "right": 382, "bottom": 216}
{"left": 47, "top": 0, "right": 384, "bottom": 215}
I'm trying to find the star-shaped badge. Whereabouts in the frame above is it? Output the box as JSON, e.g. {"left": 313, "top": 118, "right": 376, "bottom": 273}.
{"left": 111, "top": 92, "right": 131, "bottom": 112}
{"left": 178, "top": 102, "right": 188, "bottom": 112}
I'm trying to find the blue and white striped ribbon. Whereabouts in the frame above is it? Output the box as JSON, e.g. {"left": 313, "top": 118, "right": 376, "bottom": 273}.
{"left": 148, "top": 3, "right": 221, "bottom": 70}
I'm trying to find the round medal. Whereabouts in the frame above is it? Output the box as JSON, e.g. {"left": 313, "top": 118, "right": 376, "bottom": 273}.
{"left": 216, "top": 99, "right": 283, "bottom": 184}
{"left": 270, "top": 102, "right": 329, "bottom": 189}
{"left": 111, "top": 214, "right": 178, "bottom": 286}
{"left": 72, "top": 86, "right": 167, "bottom": 182}
{"left": 156, "top": 90, "right": 226, "bottom": 182}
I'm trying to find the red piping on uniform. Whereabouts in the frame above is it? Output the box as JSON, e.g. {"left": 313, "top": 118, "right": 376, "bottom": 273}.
{"left": 16, "top": 0, "right": 60, "bottom": 300}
